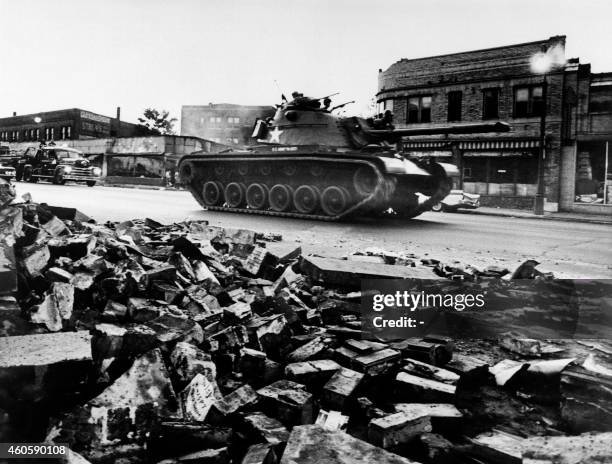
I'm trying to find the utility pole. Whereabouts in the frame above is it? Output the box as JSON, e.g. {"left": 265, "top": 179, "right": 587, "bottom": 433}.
{"left": 534, "top": 77, "right": 547, "bottom": 215}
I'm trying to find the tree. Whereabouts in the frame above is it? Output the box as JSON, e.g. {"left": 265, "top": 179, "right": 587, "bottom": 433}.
{"left": 137, "top": 108, "right": 177, "bottom": 135}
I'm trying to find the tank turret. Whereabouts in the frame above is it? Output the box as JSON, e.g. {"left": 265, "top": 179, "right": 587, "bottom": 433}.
{"left": 179, "top": 93, "right": 510, "bottom": 220}
{"left": 251, "top": 93, "right": 509, "bottom": 150}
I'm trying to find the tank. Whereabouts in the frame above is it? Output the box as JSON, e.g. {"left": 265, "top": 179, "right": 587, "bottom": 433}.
{"left": 178, "top": 93, "right": 509, "bottom": 220}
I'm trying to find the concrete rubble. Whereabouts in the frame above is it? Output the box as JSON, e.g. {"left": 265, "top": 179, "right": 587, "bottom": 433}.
{"left": 0, "top": 191, "right": 610, "bottom": 463}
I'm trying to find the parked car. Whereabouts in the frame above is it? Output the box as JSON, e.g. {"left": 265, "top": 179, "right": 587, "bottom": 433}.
{"left": 417, "top": 189, "right": 480, "bottom": 212}
{"left": 0, "top": 163, "right": 16, "bottom": 181}
{"left": 16, "top": 145, "right": 101, "bottom": 186}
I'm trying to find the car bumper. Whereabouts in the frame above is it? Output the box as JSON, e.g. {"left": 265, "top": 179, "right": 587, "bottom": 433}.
{"left": 64, "top": 175, "right": 100, "bottom": 182}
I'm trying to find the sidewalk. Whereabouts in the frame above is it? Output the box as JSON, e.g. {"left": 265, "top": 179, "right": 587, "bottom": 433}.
{"left": 457, "top": 206, "right": 612, "bottom": 225}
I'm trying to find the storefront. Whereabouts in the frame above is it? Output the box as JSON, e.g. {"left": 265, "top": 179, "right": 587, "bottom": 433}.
{"left": 402, "top": 139, "right": 541, "bottom": 209}
{"left": 105, "top": 153, "right": 167, "bottom": 186}
{"left": 574, "top": 140, "right": 611, "bottom": 206}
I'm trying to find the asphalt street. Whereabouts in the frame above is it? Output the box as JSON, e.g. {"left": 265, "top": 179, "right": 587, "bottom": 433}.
{"left": 13, "top": 182, "right": 612, "bottom": 279}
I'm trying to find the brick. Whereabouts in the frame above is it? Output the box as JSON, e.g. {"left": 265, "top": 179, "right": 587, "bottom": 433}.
{"left": 368, "top": 411, "right": 432, "bottom": 449}
{"left": 0, "top": 331, "right": 92, "bottom": 367}
{"left": 286, "top": 336, "right": 328, "bottom": 363}
{"left": 522, "top": 432, "right": 612, "bottom": 464}
{"left": 322, "top": 368, "right": 364, "bottom": 410}
{"left": 47, "top": 349, "right": 179, "bottom": 448}
{"left": 285, "top": 359, "right": 341, "bottom": 387}
{"left": 170, "top": 341, "right": 217, "bottom": 385}
{"left": 180, "top": 373, "right": 218, "bottom": 422}
{"left": 257, "top": 380, "right": 313, "bottom": 426}
{"left": 401, "top": 358, "right": 459, "bottom": 384}
{"left": 301, "top": 256, "right": 440, "bottom": 288}
{"left": 468, "top": 429, "right": 523, "bottom": 464}
{"left": 209, "top": 384, "right": 259, "bottom": 420}
{"left": 242, "top": 443, "right": 278, "bottom": 464}
{"left": 280, "top": 425, "right": 419, "bottom": 464}
{"left": 239, "top": 412, "right": 290, "bottom": 446}
{"left": 395, "top": 372, "right": 456, "bottom": 402}
{"left": 353, "top": 348, "right": 401, "bottom": 375}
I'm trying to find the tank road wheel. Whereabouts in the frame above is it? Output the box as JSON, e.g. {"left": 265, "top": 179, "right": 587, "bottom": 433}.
{"left": 293, "top": 185, "right": 320, "bottom": 214}
{"left": 281, "top": 164, "right": 297, "bottom": 176}
{"left": 214, "top": 165, "right": 225, "bottom": 177}
{"left": 238, "top": 164, "right": 249, "bottom": 176}
{"left": 180, "top": 162, "right": 194, "bottom": 184}
{"left": 259, "top": 165, "right": 272, "bottom": 176}
{"left": 309, "top": 165, "right": 324, "bottom": 177}
{"left": 202, "top": 181, "right": 224, "bottom": 206}
{"left": 246, "top": 183, "right": 269, "bottom": 210}
{"left": 269, "top": 184, "right": 293, "bottom": 212}
{"left": 321, "top": 186, "right": 350, "bottom": 217}
{"left": 353, "top": 166, "right": 378, "bottom": 197}
{"left": 224, "top": 182, "right": 246, "bottom": 208}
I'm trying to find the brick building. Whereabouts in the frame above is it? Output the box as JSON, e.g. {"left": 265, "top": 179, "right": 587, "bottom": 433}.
{"left": 560, "top": 70, "right": 612, "bottom": 214}
{"left": 378, "top": 36, "right": 612, "bottom": 214}
{"left": 0, "top": 108, "right": 145, "bottom": 143}
{"left": 181, "top": 103, "right": 275, "bottom": 146}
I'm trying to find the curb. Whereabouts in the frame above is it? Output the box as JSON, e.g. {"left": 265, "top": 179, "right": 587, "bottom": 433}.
{"left": 100, "top": 183, "right": 185, "bottom": 192}
{"left": 458, "top": 209, "right": 612, "bottom": 225}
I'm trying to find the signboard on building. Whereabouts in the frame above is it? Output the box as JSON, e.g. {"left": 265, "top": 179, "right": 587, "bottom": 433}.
{"left": 80, "top": 111, "right": 111, "bottom": 125}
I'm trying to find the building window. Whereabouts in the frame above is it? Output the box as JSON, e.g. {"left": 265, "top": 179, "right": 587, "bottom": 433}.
{"left": 209, "top": 116, "right": 216, "bottom": 123}
{"left": 227, "top": 117, "right": 240, "bottom": 124}
{"left": 407, "top": 96, "right": 432, "bottom": 123}
{"left": 462, "top": 155, "right": 538, "bottom": 197}
{"left": 50, "top": 127, "right": 54, "bottom": 140}
{"left": 447, "top": 91, "right": 462, "bottom": 122}
{"left": 67, "top": 126, "right": 71, "bottom": 138}
{"left": 514, "top": 85, "right": 544, "bottom": 118}
{"left": 483, "top": 88, "right": 499, "bottom": 119}
{"left": 589, "top": 85, "right": 612, "bottom": 113}
{"left": 377, "top": 99, "right": 395, "bottom": 114}
{"left": 575, "top": 142, "right": 611, "bottom": 205}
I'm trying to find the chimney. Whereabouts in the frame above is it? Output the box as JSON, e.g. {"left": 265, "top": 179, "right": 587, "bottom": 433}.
{"left": 12, "top": 112, "right": 16, "bottom": 117}
{"left": 116, "top": 107, "right": 121, "bottom": 122}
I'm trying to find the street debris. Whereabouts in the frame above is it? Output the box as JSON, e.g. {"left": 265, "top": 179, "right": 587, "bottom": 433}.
{"left": 0, "top": 192, "right": 610, "bottom": 463}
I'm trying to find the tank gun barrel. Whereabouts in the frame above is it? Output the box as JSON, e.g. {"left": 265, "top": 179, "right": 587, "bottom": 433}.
{"left": 331, "top": 100, "right": 355, "bottom": 112}
{"left": 363, "top": 121, "right": 511, "bottom": 142}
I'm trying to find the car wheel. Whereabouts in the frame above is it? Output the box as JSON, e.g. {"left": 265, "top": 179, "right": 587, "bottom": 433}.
{"left": 53, "top": 171, "right": 66, "bottom": 185}
{"left": 86, "top": 181, "right": 96, "bottom": 187}
{"left": 23, "top": 167, "right": 37, "bottom": 183}
{"left": 431, "top": 202, "right": 444, "bottom": 212}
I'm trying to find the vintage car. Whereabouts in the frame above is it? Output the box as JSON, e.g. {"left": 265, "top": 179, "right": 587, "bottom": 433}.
{"left": 16, "top": 146, "right": 101, "bottom": 186}
{"left": 0, "top": 163, "right": 16, "bottom": 181}
{"left": 431, "top": 190, "right": 480, "bottom": 212}
{"left": 418, "top": 189, "right": 480, "bottom": 212}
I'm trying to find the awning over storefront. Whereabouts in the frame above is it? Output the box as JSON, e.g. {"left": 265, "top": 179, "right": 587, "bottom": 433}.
{"left": 403, "top": 139, "right": 540, "bottom": 151}
{"left": 463, "top": 150, "right": 536, "bottom": 157}
{"left": 458, "top": 140, "right": 540, "bottom": 150}
{"left": 403, "top": 150, "right": 453, "bottom": 157}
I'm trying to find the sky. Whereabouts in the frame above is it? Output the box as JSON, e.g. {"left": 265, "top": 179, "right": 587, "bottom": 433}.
{"left": 1, "top": 0, "right": 611, "bottom": 131}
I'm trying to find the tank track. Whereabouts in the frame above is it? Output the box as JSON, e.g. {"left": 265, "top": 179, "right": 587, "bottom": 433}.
{"left": 179, "top": 153, "right": 449, "bottom": 221}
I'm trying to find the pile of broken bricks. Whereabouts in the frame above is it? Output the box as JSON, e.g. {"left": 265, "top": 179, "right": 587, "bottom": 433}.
{"left": 0, "top": 179, "right": 610, "bottom": 464}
